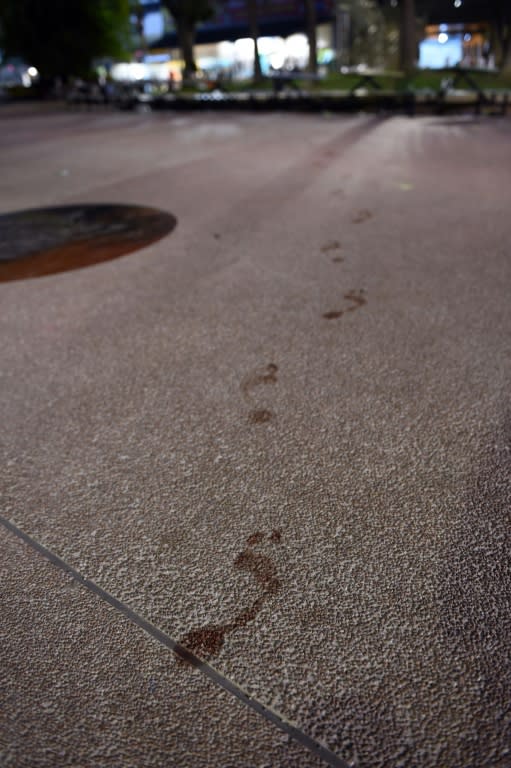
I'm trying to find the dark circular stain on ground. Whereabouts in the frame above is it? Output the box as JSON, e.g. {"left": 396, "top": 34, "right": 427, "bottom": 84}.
{"left": 0, "top": 204, "right": 177, "bottom": 282}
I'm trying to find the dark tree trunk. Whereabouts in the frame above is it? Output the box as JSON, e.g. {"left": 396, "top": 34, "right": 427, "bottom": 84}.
{"left": 497, "top": 26, "right": 511, "bottom": 72}
{"left": 175, "top": 15, "right": 197, "bottom": 78}
{"left": 247, "top": 0, "right": 262, "bottom": 82}
{"left": 304, "top": 0, "right": 317, "bottom": 75}
{"left": 399, "top": 0, "right": 416, "bottom": 74}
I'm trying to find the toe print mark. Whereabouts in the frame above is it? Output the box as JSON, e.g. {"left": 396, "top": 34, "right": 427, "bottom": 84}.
{"left": 240, "top": 363, "right": 278, "bottom": 425}
{"left": 246, "top": 531, "right": 265, "bottom": 546}
{"left": 241, "top": 363, "right": 278, "bottom": 398}
{"left": 321, "top": 240, "right": 341, "bottom": 253}
{"left": 179, "top": 530, "right": 283, "bottom": 662}
{"left": 352, "top": 209, "right": 372, "bottom": 224}
{"left": 323, "top": 289, "right": 366, "bottom": 320}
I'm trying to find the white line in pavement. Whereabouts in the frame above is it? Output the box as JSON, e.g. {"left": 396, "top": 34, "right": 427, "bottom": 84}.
{"left": 0, "top": 513, "right": 352, "bottom": 768}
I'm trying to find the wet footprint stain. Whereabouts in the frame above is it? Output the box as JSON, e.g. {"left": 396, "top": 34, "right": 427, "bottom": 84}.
{"left": 234, "top": 540, "right": 280, "bottom": 595}
{"left": 178, "top": 530, "right": 283, "bottom": 661}
{"left": 240, "top": 363, "right": 278, "bottom": 424}
{"left": 321, "top": 240, "right": 341, "bottom": 253}
{"left": 320, "top": 240, "right": 344, "bottom": 264}
{"left": 352, "top": 209, "right": 372, "bottom": 224}
{"left": 323, "top": 289, "right": 366, "bottom": 320}
{"left": 249, "top": 409, "right": 273, "bottom": 424}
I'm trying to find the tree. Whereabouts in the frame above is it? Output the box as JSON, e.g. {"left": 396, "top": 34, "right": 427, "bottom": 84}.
{"left": 246, "top": 0, "right": 262, "bottom": 82}
{"left": 490, "top": 0, "right": 511, "bottom": 71}
{"left": 344, "top": 0, "right": 387, "bottom": 69}
{"left": 161, "top": 0, "right": 214, "bottom": 78}
{"left": 0, "top": 0, "right": 130, "bottom": 79}
{"left": 130, "top": 1, "right": 147, "bottom": 50}
{"left": 304, "top": 0, "right": 318, "bottom": 74}
{"left": 400, "top": 0, "right": 416, "bottom": 73}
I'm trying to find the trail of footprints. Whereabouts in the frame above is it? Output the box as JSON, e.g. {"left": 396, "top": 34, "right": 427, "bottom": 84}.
{"left": 178, "top": 208, "right": 370, "bottom": 662}
{"left": 236, "top": 218, "right": 370, "bottom": 423}
{"left": 321, "top": 210, "right": 370, "bottom": 322}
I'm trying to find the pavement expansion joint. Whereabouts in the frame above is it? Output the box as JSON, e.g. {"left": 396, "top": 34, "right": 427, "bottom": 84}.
{"left": 0, "top": 513, "right": 351, "bottom": 768}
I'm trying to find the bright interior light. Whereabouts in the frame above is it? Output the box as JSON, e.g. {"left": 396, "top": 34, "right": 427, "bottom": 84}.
{"left": 270, "top": 53, "right": 285, "bottom": 70}
{"left": 218, "top": 41, "right": 235, "bottom": 59}
{"left": 285, "top": 33, "right": 308, "bottom": 58}
{"left": 234, "top": 38, "right": 255, "bottom": 59}
{"left": 257, "top": 36, "right": 282, "bottom": 55}
{"left": 438, "top": 33, "right": 449, "bottom": 44}
{"left": 111, "top": 62, "right": 149, "bottom": 82}
{"left": 454, "top": 0, "right": 462, "bottom": 7}
{"left": 27, "top": 67, "right": 38, "bottom": 77}
{"left": 132, "top": 63, "right": 146, "bottom": 80}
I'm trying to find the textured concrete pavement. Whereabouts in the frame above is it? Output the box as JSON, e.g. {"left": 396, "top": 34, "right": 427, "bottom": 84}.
{"left": 1, "top": 105, "right": 510, "bottom": 767}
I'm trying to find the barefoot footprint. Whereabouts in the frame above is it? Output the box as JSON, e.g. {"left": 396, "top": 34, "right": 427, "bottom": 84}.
{"left": 352, "top": 209, "right": 372, "bottom": 224}
{"left": 323, "top": 289, "right": 367, "bottom": 320}
{"left": 178, "top": 530, "right": 283, "bottom": 661}
{"left": 240, "top": 363, "right": 278, "bottom": 424}
{"left": 321, "top": 240, "right": 341, "bottom": 254}
{"left": 320, "top": 240, "right": 344, "bottom": 264}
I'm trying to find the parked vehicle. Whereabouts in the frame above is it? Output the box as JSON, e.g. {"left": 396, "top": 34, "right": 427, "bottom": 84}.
{"left": 0, "top": 58, "right": 39, "bottom": 88}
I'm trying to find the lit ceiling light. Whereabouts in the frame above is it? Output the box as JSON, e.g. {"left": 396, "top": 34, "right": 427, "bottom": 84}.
{"left": 438, "top": 32, "right": 449, "bottom": 44}
{"left": 454, "top": 0, "right": 462, "bottom": 6}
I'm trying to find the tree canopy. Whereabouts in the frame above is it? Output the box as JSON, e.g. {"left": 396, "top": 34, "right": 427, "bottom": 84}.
{"left": 0, "top": 0, "right": 130, "bottom": 78}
